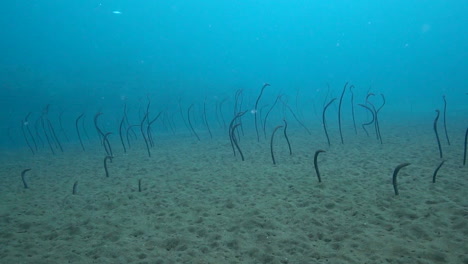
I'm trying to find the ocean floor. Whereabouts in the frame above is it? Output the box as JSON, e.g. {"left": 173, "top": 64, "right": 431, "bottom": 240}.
{"left": 0, "top": 123, "right": 467, "bottom": 264}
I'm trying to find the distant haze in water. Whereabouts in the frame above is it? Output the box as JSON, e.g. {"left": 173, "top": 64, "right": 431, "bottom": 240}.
{"left": 0, "top": 0, "right": 466, "bottom": 127}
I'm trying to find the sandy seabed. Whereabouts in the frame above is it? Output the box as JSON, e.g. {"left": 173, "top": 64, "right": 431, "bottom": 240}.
{"left": 0, "top": 123, "right": 467, "bottom": 264}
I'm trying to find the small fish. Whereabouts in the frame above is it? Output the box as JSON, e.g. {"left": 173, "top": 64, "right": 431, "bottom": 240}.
{"left": 112, "top": 10, "right": 122, "bottom": 15}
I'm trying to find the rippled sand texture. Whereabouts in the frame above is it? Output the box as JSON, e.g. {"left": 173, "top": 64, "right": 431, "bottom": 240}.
{"left": 0, "top": 123, "right": 467, "bottom": 264}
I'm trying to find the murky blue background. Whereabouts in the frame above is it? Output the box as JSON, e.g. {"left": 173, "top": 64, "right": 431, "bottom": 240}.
{"left": 1, "top": 0, "right": 466, "bottom": 149}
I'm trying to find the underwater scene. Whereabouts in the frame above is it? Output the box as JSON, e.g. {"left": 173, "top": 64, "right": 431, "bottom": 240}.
{"left": 0, "top": 1, "right": 467, "bottom": 263}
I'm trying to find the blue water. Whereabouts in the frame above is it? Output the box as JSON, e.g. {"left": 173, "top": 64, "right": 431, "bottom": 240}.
{"left": 0, "top": 0, "right": 466, "bottom": 149}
